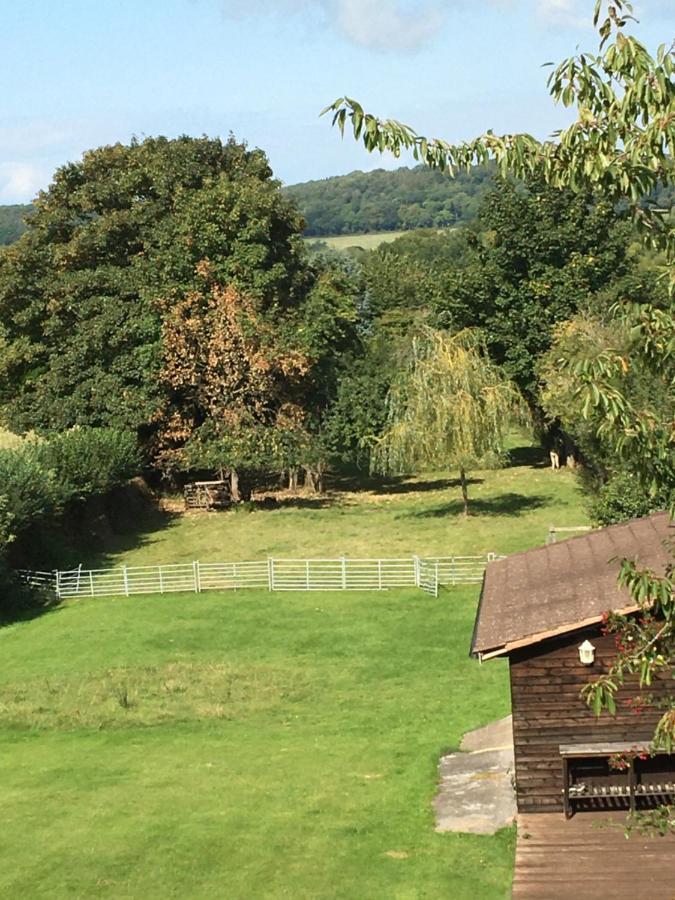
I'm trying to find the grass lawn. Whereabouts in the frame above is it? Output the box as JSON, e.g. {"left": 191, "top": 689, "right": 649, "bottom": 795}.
{"left": 0, "top": 446, "right": 588, "bottom": 897}
{"left": 91, "top": 449, "right": 587, "bottom": 570}
{"left": 1, "top": 587, "right": 512, "bottom": 899}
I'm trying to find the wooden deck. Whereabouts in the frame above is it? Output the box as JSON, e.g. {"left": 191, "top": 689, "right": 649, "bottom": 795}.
{"left": 512, "top": 812, "right": 675, "bottom": 899}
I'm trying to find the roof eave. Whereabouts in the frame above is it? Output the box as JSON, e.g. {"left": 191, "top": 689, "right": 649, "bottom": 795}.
{"left": 473, "top": 603, "right": 641, "bottom": 661}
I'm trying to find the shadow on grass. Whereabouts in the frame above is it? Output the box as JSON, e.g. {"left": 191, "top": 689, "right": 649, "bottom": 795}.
{"left": 10, "top": 499, "right": 180, "bottom": 573}
{"left": 327, "top": 471, "right": 484, "bottom": 496}
{"left": 266, "top": 496, "right": 335, "bottom": 511}
{"left": 0, "top": 584, "right": 62, "bottom": 630}
{"left": 2, "top": 503, "right": 179, "bottom": 629}
{"left": 85, "top": 507, "right": 181, "bottom": 569}
{"left": 408, "top": 492, "right": 548, "bottom": 519}
{"left": 508, "top": 445, "right": 549, "bottom": 469}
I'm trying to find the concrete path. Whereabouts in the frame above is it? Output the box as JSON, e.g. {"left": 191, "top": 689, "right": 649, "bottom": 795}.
{"left": 433, "top": 715, "right": 517, "bottom": 835}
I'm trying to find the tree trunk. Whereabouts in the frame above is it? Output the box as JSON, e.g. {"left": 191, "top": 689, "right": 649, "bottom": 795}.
{"left": 305, "top": 463, "right": 325, "bottom": 494}
{"left": 230, "top": 468, "right": 241, "bottom": 503}
{"left": 459, "top": 466, "right": 469, "bottom": 516}
{"left": 288, "top": 466, "right": 299, "bottom": 493}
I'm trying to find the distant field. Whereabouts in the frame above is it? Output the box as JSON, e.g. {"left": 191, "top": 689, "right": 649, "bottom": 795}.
{"left": 305, "top": 230, "right": 409, "bottom": 251}
{"left": 0, "top": 427, "right": 23, "bottom": 450}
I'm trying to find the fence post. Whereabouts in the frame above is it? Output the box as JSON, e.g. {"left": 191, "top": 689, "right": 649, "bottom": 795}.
{"left": 159, "top": 565, "right": 164, "bottom": 594}
{"left": 435, "top": 561, "right": 439, "bottom": 597}
{"left": 487, "top": 552, "right": 496, "bottom": 563}
{"left": 341, "top": 556, "right": 347, "bottom": 590}
{"left": 89, "top": 569, "right": 94, "bottom": 597}
{"left": 193, "top": 560, "right": 201, "bottom": 593}
{"left": 377, "top": 559, "right": 383, "bottom": 591}
{"left": 267, "top": 558, "right": 275, "bottom": 592}
{"left": 305, "top": 559, "right": 310, "bottom": 591}
{"left": 413, "top": 555, "right": 420, "bottom": 587}
{"left": 54, "top": 569, "right": 61, "bottom": 600}
{"left": 123, "top": 565, "right": 129, "bottom": 597}
{"left": 75, "top": 563, "right": 82, "bottom": 595}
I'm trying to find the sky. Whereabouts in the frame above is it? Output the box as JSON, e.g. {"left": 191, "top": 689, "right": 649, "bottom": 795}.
{"left": 0, "top": 0, "right": 673, "bottom": 203}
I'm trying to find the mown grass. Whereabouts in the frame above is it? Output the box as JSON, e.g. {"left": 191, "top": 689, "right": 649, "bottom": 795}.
{"left": 0, "top": 445, "right": 587, "bottom": 897}
{"left": 96, "top": 449, "right": 587, "bottom": 569}
{"left": 1, "top": 587, "right": 513, "bottom": 899}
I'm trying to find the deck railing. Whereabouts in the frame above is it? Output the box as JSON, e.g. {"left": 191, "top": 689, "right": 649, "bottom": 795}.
{"left": 18, "top": 554, "right": 502, "bottom": 600}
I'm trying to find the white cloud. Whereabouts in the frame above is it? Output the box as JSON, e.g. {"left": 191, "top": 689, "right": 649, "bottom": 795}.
{"left": 0, "top": 162, "right": 45, "bottom": 203}
{"left": 534, "top": 0, "right": 588, "bottom": 28}
{"left": 220, "top": 0, "right": 446, "bottom": 51}
{"left": 334, "top": 0, "right": 445, "bottom": 51}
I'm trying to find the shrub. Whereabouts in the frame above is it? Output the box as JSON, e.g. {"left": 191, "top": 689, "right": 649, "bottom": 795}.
{"left": 36, "top": 428, "right": 141, "bottom": 505}
{"left": 0, "top": 444, "right": 56, "bottom": 533}
{"left": 588, "top": 472, "right": 672, "bottom": 527}
{"left": 0, "top": 429, "right": 141, "bottom": 615}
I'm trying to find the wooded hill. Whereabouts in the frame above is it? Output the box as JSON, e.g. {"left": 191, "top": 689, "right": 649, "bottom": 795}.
{"left": 3, "top": 166, "right": 672, "bottom": 244}
{"left": 0, "top": 166, "right": 492, "bottom": 244}
{"left": 0, "top": 205, "right": 31, "bottom": 245}
{"left": 284, "top": 165, "right": 495, "bottom": 235}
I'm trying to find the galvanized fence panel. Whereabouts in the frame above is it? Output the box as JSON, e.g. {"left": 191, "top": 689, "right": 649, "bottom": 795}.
{"left": 269, "top": 558, "right": 417, "bottom": 592}
{"left": 21, "top": 552, "right": 502, "bottom": 601}
{"left": 199, "top": 561, "right": 269, "bottom": 591}
{"left": 426, "top": 554, "right": 502, "bottom": 585}
{"left": 418, "top": 559, "right": 439, "bottom": 597}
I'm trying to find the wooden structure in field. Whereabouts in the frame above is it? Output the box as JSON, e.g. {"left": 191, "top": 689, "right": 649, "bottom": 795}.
{"left": 471, "top": 511, "right": 673, "bottom": 816}
{"left": 183, "top": 479, "right": 230, "bottom": 511}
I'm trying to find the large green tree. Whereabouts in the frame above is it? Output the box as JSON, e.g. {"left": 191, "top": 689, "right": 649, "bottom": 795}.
{"left": 0, "top": 136, "right": 306, "bottom": 439}
{"left": 434, "top": 178, "right": 634, "bottom": 403}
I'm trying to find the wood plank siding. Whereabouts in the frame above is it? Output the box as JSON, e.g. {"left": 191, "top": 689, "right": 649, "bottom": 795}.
{"left": 510, "top": 626, "right": 673, "bottom": 813}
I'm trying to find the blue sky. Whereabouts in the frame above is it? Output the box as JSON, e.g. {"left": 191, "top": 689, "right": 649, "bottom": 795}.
{"left": 0, "top": 0, "right": 673, "bottom": 202}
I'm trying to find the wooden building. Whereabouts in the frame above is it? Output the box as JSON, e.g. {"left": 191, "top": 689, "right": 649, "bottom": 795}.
{"left": 471, "top": 511, "right": 673, "bottom": 816}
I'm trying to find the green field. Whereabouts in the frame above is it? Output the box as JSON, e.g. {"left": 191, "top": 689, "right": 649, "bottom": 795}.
{"left": 0, "top": 449, "right": 587, "bottom": 898}
{"left": 89, "top": 449, "right": 586, "bottom": 570}
{"left": 305, "top": 230, "right": 411, "bottom": 251}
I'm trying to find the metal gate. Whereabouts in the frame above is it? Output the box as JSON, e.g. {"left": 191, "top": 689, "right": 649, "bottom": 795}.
{"left": 417, "top": 559, "right": 439, "bottom": 597}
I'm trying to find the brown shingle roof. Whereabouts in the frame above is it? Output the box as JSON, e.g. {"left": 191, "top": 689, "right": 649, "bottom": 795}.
{"left": 471, "top": 511, "right": 673, "bottom": 659}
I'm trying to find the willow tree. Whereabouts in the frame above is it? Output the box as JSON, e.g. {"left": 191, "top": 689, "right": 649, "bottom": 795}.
{"left": 373, "top": 329, "right": 523, "bottom": 515}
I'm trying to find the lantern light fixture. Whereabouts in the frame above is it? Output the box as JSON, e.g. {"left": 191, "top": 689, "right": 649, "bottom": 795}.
{"left": 578, "top": 639, "right": 596, "bottom": 666}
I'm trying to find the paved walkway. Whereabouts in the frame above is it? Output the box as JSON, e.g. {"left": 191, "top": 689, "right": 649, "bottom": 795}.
{"left": 433, "top": 716, "right": 517, "bottom": 835}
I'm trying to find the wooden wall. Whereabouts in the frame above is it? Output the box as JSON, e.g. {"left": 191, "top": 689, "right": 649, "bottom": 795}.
{"left": 509, "top": 626, "right": 671, "bottom": 813}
